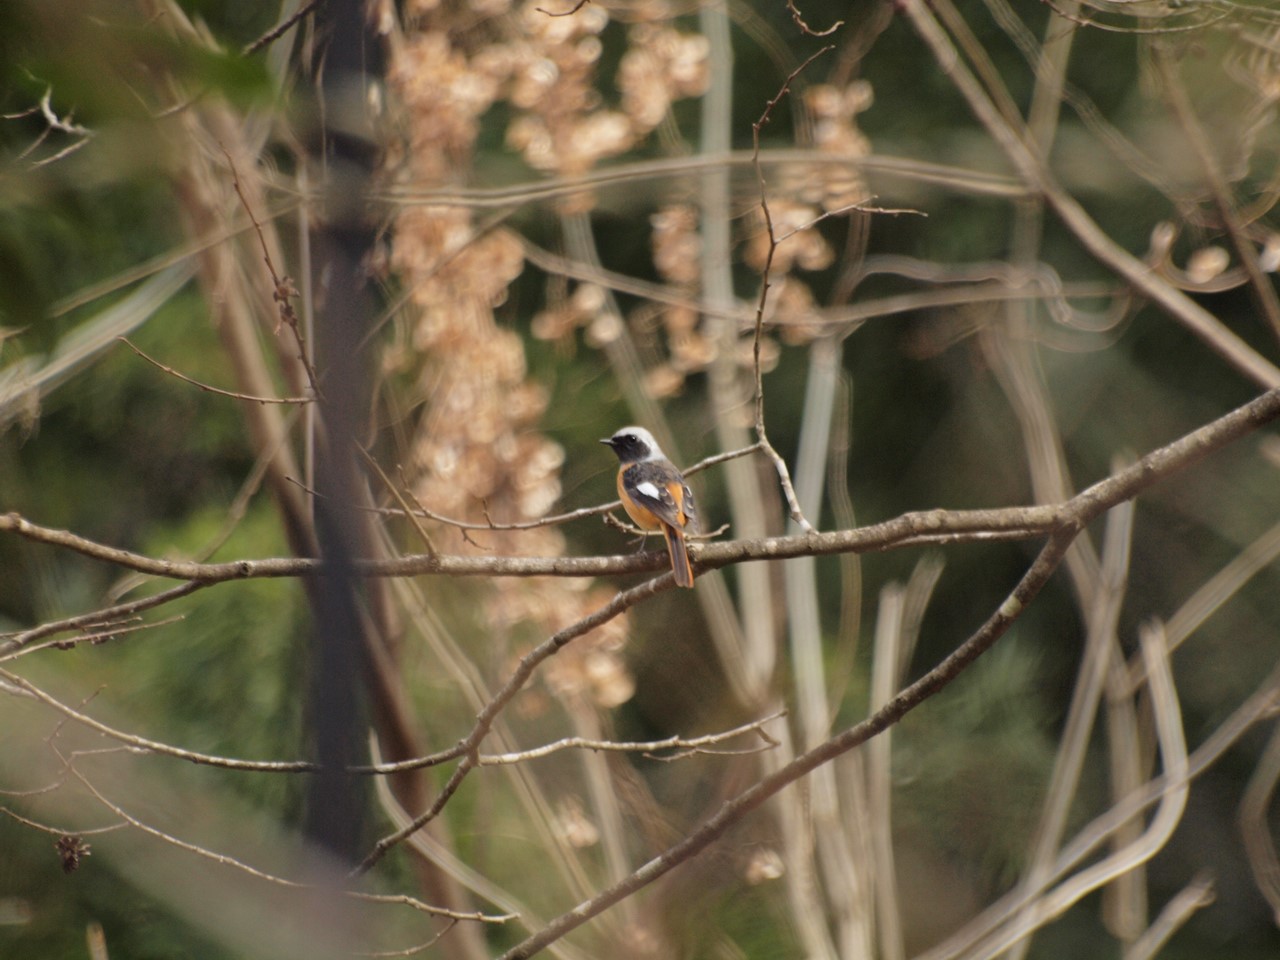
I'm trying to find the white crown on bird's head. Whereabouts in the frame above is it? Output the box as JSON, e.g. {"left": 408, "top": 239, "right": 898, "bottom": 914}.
{"left": 601, "top": 426, "right": 665, "bottom": 464}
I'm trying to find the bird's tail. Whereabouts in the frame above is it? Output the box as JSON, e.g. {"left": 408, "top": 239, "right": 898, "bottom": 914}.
{"left": 663, "top": 525, "right": 694, "bottom": 588}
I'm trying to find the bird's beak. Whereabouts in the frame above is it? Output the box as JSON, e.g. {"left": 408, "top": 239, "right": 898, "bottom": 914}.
{"left": 599, "top": 437, "right": 613, "bottom": 446}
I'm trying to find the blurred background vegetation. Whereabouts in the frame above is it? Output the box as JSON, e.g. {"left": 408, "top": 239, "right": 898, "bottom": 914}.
{"left": 3, "top": 0, "right": 1280, "bottom": 958}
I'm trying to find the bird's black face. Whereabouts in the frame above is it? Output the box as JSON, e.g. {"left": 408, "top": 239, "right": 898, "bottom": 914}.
{"left": 601, "top": 431, "right": 650, "bottom": 464}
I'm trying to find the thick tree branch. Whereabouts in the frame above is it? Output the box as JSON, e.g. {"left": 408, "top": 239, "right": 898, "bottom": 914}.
{"left": 497, "top": 530, "right": 1079, "bottom": 959}
{"left": 3, "top": 384, "right": 1277, "bottom": 588}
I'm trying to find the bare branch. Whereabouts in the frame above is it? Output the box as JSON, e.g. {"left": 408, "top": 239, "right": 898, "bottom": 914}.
{"left": 1123, "top": 873, "right": 1216, "bottom": 960}
{"left": 356, "top": 922, "right": 459, "bottom": 958}
{"left": 747, "top": 45, "right": 835, "bottom": 533}
{"left": 0, "top": 669, "right": 317, "bottom": 772}
{"left": 0, "top": 580, "right": 206, "bottom": 657}
{"left": 1241, "top": 720, "right": 1280, "bottom": 922}
{"left": 496, "top": 530, "right": 1080, "bottom": 959}
{"left": 242, "top": 0, "right": 321, "bottom": 56}
{"left": 475, "top": 711, "right": 784, "bottom": 766}
{"left": 62, "top": 755, "right": 514, "bottom": 923}
{"left": 7, "top": 87, "right": 94, "bottom": 167}
{"left": 786, "top": 0, "right": 844, "bottom": 37}
{"left": 535, "top": 0, "right": 589, "bottom": 15}
{"left": 9, "top": 615, "right": 185, "bottom": 659}
{"left": 0, "top": 804, "right": 125, "bottom": 838}
{"left": 384, "top": 150, "right": 1031, "bottom": 209}
{"left": 117, "top": 337, "right": 313, "bottom": 404}
{"left": 1153, "top": 44, "right": 1280, "bottom": 345}
{"left": 220, "top": 145, "right": 319, "bottom": 394}
{"left": 4, "top": 382, "right": 1279, "bottom": 583}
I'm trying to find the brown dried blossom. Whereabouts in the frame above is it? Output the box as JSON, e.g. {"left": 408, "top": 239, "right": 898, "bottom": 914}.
{"left": 618, "top": 24, "right": 710, "bottom": 132}
{"left": 770, "top": 277, "right": 826, "bottom": 345}
{"left": 651, "top": 204, "right": 702, "bottom": 286}
{"left": 553, "top": 795, "right": 600, "bottom": 849}
{"left": 389, "top": 31, "right": 505, "bottom": 181}
{"left": 532, "top": 283, "right": 608, "bottom": 343}
{"left": 55, "top": 834, "right": 91, "bottom": 873}
{"left": 744, "top": 200, "right": 835, "bottom": 275}
{"left": 640, "top": 203, "right": 716, "bottom": 395}
{"left": 386, "top": 6, "right": 632, "bottom": 701}
{"left": 804, "top": 81, "right": 873, "bottom": 211}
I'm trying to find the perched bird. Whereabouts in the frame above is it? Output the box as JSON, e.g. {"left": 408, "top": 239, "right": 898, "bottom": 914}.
{"left": 601, "top": 426, "right": 698, "bottom": 588}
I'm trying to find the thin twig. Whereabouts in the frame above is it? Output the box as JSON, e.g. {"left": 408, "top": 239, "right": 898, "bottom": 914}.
{"left": 775, "top": 197, "right": 925, "bottom": 246}
{"left": 117, "top": 338, "right": 313, "bottom": 404}
{"left": 294, "top": 443, "right": 760, "bottom": 534}
{"left": 220, "top": 145, "right": 320, "bottom": 394}
{"left": 357, "top": 448, "right": 437, "bottom": 554}
{"left": 786, "top": 0, "right": 844, "bottom": 37}
{"left": 0, "top": 580, "right": 205, "bottom": 657}
{"left": 61, "top": 754, "right": 513, "bottom": 923}
{"left": 748, "top": 46, "right": 836, "bottom": 533}
{"left": 356, "top": 921, "right": 458, "bottom": 958}
{"left": 476, "top": 711, "right": 784, "bottom": 766}
{"left": 302, "top": 442, "right": 757, "bottom": 536}
{"left": 0, "top": 804, "right": 125, "bottom": 837}
{"left": 242, "top": 0, "right": 321, "bottom": 56}
{"left": 523, "top": 239, "right": 1108, "bottom": 339}
{"left": 384, "top": 150, "right": 1030, "bottom": 209}
{"left": 4, "top": 656, "right": 781, "bottom": 778}
{"left": 535, "top": 0, "right": 588, "bottom": 15}
{"left": 0, "top": 668, "right": 318, "bottom": 772}
{"left": 9, "top": 87, "right": 94, "bottom": 167}
{"left": 1240, "top": 720, "right": 1280, "bottom": 920}
{"left": 1122, "top": 873, "right": 1215, "bottom": 960}
{"left": 10, "top": 615, "right": 185, "bottom": 660}
{"left": 1038, "top": 0, "right": 1228, "bottom": 35}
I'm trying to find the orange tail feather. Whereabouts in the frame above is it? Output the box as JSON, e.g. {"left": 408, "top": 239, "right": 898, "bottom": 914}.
{"left": 663, "top": 525, "right": 694, "bottom": 588}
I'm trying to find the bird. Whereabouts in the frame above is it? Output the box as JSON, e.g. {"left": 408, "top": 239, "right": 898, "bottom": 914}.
{"left": 601, "top": 426, "right": 698, "bottom": 588}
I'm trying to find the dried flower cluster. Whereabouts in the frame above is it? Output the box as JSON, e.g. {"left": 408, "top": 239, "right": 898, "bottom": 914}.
{"left": 385, "top": 2, "right": 710, "bottom": 711}
{"left": 804, "top": 80, "right": 874, "bottom": 211}
{"left": 54, "top": 834, "right": 90, "bottom": 874}
{"left": 743, "top": 82, "right": 875, "bottom": 348}
{"left": 635, "top": 78, "right": 876, "bottom": 394}
{"left": 385, "top": 3, "right": 877, "bottom": 702}
{"left": 387, "top": 6, "right": 618, "bottom": 707}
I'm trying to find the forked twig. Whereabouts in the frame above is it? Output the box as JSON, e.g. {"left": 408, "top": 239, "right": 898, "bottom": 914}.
{"left": 220, "top": 145, "right": 320, "bottom": 394}
{"left": 747, "top": 45, "right": 836, "bottom": 533}
{"left": 242, "top": 0, "right": 321, "bottom": 55}
{"left": 786, "top": 0, "right": 844, "bottom": 37}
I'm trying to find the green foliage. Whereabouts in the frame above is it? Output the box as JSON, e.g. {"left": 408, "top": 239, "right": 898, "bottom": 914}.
{"left": 0, "top": 813, "right": 237, "bottom": 960}
{"left": 897, "top": 636, "right": 1059, "bottom": 885}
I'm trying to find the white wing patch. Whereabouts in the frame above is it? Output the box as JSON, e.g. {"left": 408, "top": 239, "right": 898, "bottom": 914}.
{"left": 636, "top": 480, "right": 663, "bottom": 501}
